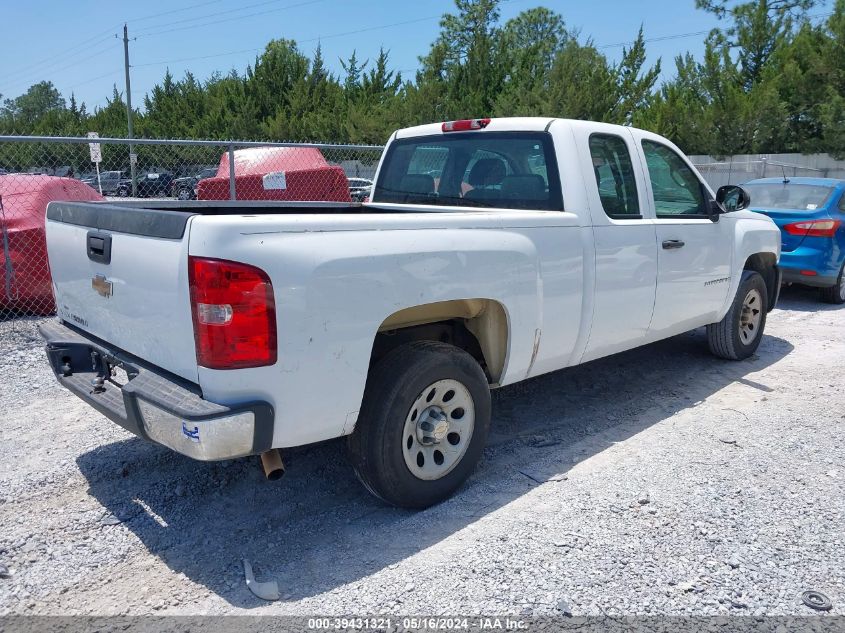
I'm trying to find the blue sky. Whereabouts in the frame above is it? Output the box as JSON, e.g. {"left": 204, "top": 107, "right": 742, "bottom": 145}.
{"left": 0, "top": 0, "right": 833, "bottom": 112}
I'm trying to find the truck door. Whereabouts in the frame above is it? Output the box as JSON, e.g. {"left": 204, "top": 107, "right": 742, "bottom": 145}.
{"left": 572, "top": 124, "right": 658, "bottom": 363}
{"left": 633, "top": 135, "right": 733, "bottom": 337}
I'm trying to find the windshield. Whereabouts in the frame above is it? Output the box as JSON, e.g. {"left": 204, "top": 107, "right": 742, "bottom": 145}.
{"left": 745, "top": 183, "right": 834, "bottom": 211}
{"left": 373, "top": 132, "right": 563, "bottom": 211}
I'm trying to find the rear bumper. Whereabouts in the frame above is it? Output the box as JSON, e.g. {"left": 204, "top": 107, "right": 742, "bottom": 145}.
{"left": 781, "top": 267, "right": 838, "bottom": 288}
{"left": 39, "top": 320, "right": 274, "bottom": 461}
{"left": 779, "top": 245, "right": 841, "bottom": 287}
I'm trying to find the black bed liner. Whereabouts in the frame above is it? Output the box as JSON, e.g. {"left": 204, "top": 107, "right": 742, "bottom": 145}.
{"left": 46, "top": 200, "right": 362, "bottom": 239}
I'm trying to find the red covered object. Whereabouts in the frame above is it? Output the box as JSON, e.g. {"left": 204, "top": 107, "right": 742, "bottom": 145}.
{"left": 0, "top": 175, "right": 103, "bottom": 315}
{"left": 197, "top": 146, "right": 351, "bottom": 202}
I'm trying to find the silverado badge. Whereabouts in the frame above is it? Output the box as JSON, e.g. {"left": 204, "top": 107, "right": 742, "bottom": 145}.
{"left": 92, "top": 274, "right": 113, "bottom": 298}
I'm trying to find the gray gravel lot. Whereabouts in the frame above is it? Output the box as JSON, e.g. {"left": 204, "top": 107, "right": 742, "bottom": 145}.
{"left": 0, "top": 286, "right": 843, "bottom": 618}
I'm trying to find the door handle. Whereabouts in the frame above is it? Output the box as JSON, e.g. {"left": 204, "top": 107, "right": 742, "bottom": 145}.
{"left": 662, "top": 239, "right": 685, "bottom": 250}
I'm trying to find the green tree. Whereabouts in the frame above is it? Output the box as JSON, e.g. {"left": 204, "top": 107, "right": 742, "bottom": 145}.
{"left": 1, "top": 81, "right": 65, "bottom": 131}
{"left": 424, "top": 0, "right": 505, "bottom": 118}
{"left": 494, "top": 7, "right": 569, "bottom": 116}
{"left": 346, "top": 48, "right": 403, "bottom": 144}
{"left": 611, "top": 27, "right": 661, "bottom": 124}
{"left": 697, "top": 0, "right": 820, "bottom": 88}
{"left": 545, "top": 39, "right": 618, "bottom": 121}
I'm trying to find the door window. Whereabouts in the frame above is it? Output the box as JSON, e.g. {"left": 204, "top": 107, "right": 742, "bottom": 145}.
{"left": 642, "top": 141, "right": 707, "bottom": 218}
{"left": 589, "top": 134, "right": 640, "bottom": 218}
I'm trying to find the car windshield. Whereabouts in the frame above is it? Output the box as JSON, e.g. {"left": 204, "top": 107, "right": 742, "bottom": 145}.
{"left": 744, "top": 183, "right": 835, "bottom": 211}
{"left": 373, "top": 132, "right": 562, "bottom": 211}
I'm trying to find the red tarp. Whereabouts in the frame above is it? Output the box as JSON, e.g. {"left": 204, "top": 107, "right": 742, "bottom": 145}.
{"left": 197, "top": 146, "right": 351, "bottom": 202}
{"left": 0, "top": 175, "right": 103, "bottom": 314}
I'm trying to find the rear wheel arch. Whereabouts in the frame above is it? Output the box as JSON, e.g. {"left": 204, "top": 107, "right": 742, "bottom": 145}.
{"left": 370, "top": 299, "right": 510, "bottom": 385}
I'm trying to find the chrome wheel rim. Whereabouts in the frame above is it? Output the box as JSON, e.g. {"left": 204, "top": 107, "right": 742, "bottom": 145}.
{"left": 402, "top": 379, "right": 475, "bottom": 481}
{"left": 739, "top": 288, "right": 762, "bottom": 345}
{"left": 839, "top": 273, "right": 845, "bottom": 300}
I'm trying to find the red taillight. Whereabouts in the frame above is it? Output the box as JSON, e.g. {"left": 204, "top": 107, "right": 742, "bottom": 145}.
{"left": 783, "top": 219, "right": 841, "bottom": 237}
{"left": 189, "top": 257, "right": 277, "bottom": 370}
{"left": 442, "top": 118, "right": 491, "bottom": 132}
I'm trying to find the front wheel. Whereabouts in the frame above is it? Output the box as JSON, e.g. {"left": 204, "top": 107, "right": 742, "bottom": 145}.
{"left": 707, "top": 271, "right": 768, "bottom": 360}
{"left": 347, "top": 341, "right": 491, "bottom": 509}
{"left": 820, "top": 263, "right": 845, "bottom": 304}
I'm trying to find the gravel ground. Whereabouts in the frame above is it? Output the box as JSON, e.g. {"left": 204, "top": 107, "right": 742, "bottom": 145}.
{"left": 0, "top": 285, "right": 843, "bottom": 619}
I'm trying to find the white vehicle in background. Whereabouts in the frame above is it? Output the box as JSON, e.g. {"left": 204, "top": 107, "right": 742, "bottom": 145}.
{"left": 41, "top": 117, "right": 780, "bottom": 508}
{"left": 347, "top": 176, "right": 373, "bottom": 202}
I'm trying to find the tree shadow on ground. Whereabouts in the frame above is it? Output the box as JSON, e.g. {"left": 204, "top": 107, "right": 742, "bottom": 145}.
{"left": 776, "top": 283, "right": 845, "bottom": 313}
{"left": 77, "top": 323, "right": 794, "bottom": 608}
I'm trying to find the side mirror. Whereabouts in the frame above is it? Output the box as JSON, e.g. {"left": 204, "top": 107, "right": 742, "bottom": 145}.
{"left": 716, "top": 185, "right": 751, "bottom": 212}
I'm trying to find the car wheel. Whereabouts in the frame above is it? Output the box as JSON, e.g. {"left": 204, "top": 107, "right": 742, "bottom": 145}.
{"left": 347, "top": 341, "right": 491, "bottom": 509}
{"left": 820, "top": 263, "right": 845, "bottom": 305}
{"left": 707, "top": 271, "right": 768, "bottom": 361}
{"left": 176, "top": 188, "right": 192, "bottom": 201}
{"left": 117, "top": 187, "right": 129, "bottom": 198}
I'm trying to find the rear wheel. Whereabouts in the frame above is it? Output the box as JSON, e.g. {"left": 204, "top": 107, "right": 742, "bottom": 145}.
{"left": 707, "top": 271, "right": 768, "bottom": 360}
{"left": 347, "top": 341, "right": 491, "bottom": 509}
{"left": 820, "top": 263, "right": 845, "bottom": 304}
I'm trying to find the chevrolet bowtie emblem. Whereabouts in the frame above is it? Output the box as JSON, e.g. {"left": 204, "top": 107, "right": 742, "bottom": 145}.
{"left": 92, "top": 274, "right": 113, "bottom": 298}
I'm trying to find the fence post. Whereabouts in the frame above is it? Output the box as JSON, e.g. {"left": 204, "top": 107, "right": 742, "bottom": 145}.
{"left": 228, "top": 144, "right": 236, "bottom": 201}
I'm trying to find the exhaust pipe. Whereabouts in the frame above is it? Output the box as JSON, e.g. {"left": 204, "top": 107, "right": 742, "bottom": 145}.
{"left": 260, "top": 449, "right": 285, "bottom": 481}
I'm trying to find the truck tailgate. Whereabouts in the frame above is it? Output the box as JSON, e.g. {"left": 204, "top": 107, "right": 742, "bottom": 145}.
{"left": 45, "top": 202, "right": 199, "bottom": 382}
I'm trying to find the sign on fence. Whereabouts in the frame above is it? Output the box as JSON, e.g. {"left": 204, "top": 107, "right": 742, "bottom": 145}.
{"left": 87, "top": 132, "right": 102, "bottom": 163}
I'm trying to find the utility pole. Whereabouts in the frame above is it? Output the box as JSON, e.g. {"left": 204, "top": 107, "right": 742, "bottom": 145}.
{"left": 123, "top": 24, "right": 137, "bottom": 197}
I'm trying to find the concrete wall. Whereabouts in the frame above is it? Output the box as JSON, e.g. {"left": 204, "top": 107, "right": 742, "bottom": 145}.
{"left": 690, "top": 153, "right": 845, "bottom": 189}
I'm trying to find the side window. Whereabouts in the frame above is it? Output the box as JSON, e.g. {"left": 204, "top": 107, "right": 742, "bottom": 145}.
{"left": 641, "top": 140, "right": 707, "bottom": 217}
{"left": 588, "top": 134, "right": 640, "bottom": 218}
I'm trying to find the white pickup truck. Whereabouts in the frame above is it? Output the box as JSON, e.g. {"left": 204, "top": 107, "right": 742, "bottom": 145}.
{"left": 41, "top": 117, "right": 781, "bottom": 508}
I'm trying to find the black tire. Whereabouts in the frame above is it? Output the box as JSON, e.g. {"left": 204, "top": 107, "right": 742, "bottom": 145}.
{"left": 117, "top": 187, "right": 129, "bottom": 198}
{"left": 347, "top": 341, "right": 491, "bottom": 509}
{"left": 707, "top": 271, "right": 768, "bottom": 360}
{"left": 819, "top": 263, "right": 845, "bottom": 304}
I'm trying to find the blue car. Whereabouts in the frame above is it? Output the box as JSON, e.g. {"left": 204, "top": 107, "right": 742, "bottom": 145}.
{"left": 743, "top": 177, "right": 845, "bottom": 304}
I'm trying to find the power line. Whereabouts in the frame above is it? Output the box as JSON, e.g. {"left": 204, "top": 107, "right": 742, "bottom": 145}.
{"left": 2, "top": 34, "right": 117, "bottom": 86}
{"left": 61, "top": 70, "right": 124, "bottom": 96}
{"left": 0, "top": 1, "right": 228, "bottom": 94}
{"left": 126, "top": 0, "right": 228, "bottom": 24}
{"left": 595, "top": 10, "right": 834, "bottom": 50}
{"left": 598, "top": 31, "right": 711, "bottom": 50}
{"left": 2, "top": 41, "right": 123, "bottom": 95}
{"left": 135, "top": 0, "right": 326, "bottom": 39}
{"left": 132, "top": 12, "right": 467, "bottom": 69}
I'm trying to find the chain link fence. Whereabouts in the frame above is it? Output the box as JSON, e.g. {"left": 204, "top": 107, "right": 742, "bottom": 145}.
{"left": 4, "top": 135, "right": 845, "bottom": 321}
{"left": 0, "top": 135, "right": 384, "bottom": 319}
{"left": 690, "top": 153, "right": 845, "bottom": 189}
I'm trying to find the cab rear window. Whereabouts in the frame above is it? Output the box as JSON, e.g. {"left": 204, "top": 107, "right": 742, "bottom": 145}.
{"left": 372, "top": 132, "right": 563, "bottom": 211}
